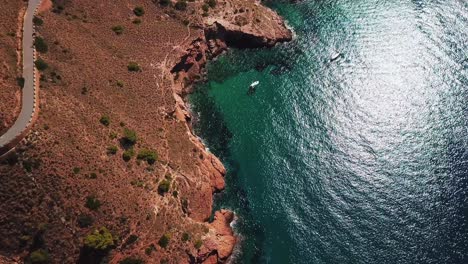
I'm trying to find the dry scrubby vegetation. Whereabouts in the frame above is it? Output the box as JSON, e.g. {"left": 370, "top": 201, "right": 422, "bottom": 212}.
{"left": 0, "top": 1, "right": 26, "bottom": 133}
{"left": 0, "top": 0, "right": 287, "bottom": 260}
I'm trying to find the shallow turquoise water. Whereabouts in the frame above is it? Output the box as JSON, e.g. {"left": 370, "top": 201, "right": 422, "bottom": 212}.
{"left": 191, "top": 0, "right": 468, "bottom": 263}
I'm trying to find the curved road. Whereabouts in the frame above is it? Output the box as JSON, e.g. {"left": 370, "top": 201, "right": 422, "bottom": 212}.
{"left": 0, "top": 0, "right": 42, "bottom": 152}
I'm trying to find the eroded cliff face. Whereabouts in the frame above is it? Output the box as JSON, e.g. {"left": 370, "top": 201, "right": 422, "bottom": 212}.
{"left": 0, "top": 0, "right": 290, "bottom": 263}
{"left": 169, "top": 2, "right": 291, "bottom": 261}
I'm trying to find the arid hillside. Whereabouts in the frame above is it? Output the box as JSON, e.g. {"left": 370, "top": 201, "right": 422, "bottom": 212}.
{"left": 0, "top": 0, "right": 291, "bottom": 263}
{"left": 0, "top": 0, "right": 25, "bottom": 134}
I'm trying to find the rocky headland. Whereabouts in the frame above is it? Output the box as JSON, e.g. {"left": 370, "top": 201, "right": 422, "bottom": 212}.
{"left": 0, "top": 0, "right": 291, "bottom": 263}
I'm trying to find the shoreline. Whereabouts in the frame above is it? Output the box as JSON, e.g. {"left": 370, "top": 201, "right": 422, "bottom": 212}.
{"left": 167, "top": 8, "right": 292, "bottom": 262}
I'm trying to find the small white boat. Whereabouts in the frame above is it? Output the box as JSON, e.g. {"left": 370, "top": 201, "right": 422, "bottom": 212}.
{"left": 330, "top": 52, "right": 341, "bottom": 62}
{"left": 248, "top": 81, "right": 260, "bottom": 95}
{"left": 250, "top": 81, "right": 260, "bottom": 87}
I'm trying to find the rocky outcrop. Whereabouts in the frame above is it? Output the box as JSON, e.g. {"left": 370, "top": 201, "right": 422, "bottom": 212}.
{"left": 187, "top": 210, "right": 236, "bottom": 263}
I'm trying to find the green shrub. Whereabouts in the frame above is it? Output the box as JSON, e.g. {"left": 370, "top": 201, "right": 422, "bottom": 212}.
{"left": 29, "top": 249, "right": 49, "bottom": 263}
{"left": 73, "top": 167, "right": 81, "bottom": 174}
{"left": 174, "top": 0, "right": 187, "bottom": 10}
{"left": 132, "top": 18, "right": 142, "bottom": 24}
{"left": 17, "top": 77, "right": 25, "bottom": 88}
{"left": 77, "top": 214, "right": 94, "bottom": 228}
{"left": 159, "top": 0, "right": 170, "bottom": 6}
{"left": 172, "top": 190, "right": 178, "bottom": 197}
{"left": 35, "top": 58, "right": 48, "bottom": 71}
{"left": 158, "top": 234, "right": 171, "bottom": 248}
{"left": 112, "top": 25, "right": 124, "bottom": 35}
{"left": 206, "top": 0, "right": 216, "bottom": 8}
{"left": 125, "top": 234, "right": 139, "bottom": 245}
{"left": 158, "top": 179, "right": 171, "bottom": 195}
{"left": 194, "top": 239, "right": 203, "bottom": 249}
{"left": 137, "top": 149, "right": 158, "bottom": 164}
{"left": 202, "top": 4, "right": 209, "bottom": 12}
{"left": 107, "top": 145, "right": 118, "bottom": 155}
{"left": 100, "top": 115, "right": 110, "bottom": 126}
{"left": 123, "top": 148, "right": 135, "bottom": 162}
{"left": 33, "top": 16, "right": 44, "bottom": 26}
{"left": 34, "top": 36, "right": 48, "bottom": 53}
{"left": 120, "top": 257, "right": 144, "bottom": 264}
{"left": 110, "top": 131, "right": 118, "bottom": 139}
{"left": 88, "top": 172, "right": 98, "bottom": 179}
{"left": 127, "top": 62, "right": 141, "bottom": 72}
{"left": 116, "top": 80, "right": 124, "bottom": 87}
{"left": 133, "top": 6, "right": 145, "bottom": 16}
{"left": 182, "top": 232, "right": 190, "bottom": 242}
{"left": 123, "top": 128, "right": 137, "bottom": 145}
{"left": 84, "top": 227, "right": 114, "bottom": 251}
{"left": 85, "top": 196, "right": 101, "bottom": 211}
{"left": 145, "top": 244, "right": 156, "bottom": 255}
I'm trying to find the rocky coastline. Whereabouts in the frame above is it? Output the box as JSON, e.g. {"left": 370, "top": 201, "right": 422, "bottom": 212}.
{"left": 168, "top": 5, "right": 292, "bottom": 262}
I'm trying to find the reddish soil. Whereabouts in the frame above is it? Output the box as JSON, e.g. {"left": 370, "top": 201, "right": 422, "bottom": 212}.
{"left": 0, "top": 0, "right": 291, "bottom": 263}
{"left": 0, "top": 1, "right": 26, "bottom": 134}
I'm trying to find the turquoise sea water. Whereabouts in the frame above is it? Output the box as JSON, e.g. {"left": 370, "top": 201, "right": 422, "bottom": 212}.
{"left": 191, "top": 0, "right": 468, "bottom": 263}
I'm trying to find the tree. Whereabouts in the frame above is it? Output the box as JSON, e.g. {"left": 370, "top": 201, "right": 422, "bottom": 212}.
{"left": 33, "top": 16, "right": 44, "bottom": 26}
{"left": 127, "top": 62, "right": 141, "bottom": 72}
{"left": 122, "top": 128, "right": 137, "bottom": 145}
{"left": 84, "top": 227, "right": 114, "bottom": 251}
{"left": 120, "top": 257, "right": 144, "bottom": 264}
{"left": 112, "top": 25, "right": 124, "bottom": 35}
{"left": 100, "top": 115, "right": 110, "bottom": 126}
{"left": 158, "top": 234, "right": 171, "bottom": 248}
{"left": 107, "top": 145, "right": 118, "bottom": 155}
{"left": 133, "top": 6, "right": 145, "bottom": 16}
{"left": 85, "top": 196, "right": 101, "bottom": 211}
{"left": 29, "top": 249, "right": 49, "bottom": 263}
{"left": 77, "top": 214, "right": 94, "bottom": 228}
{"left": 174, "top": 0, "right": 187, "bottom": 11}
{"left": 206, "top": 0, "right": 216, "bottom": 8}
{"left": 35, "top": 58, "right": 48, "bottom": 71}
{"left": 158, "top": 179, "right": 171, "bottom": 195}
{"left": 123, "top": 148, "right": 135, "bottom": 162}
{"left": 159, "top": 0, "right": 170, "bottom": 7}
{"left": 137, "top": 149, "right": 158, "bottom": 164}
{"left": 34, "top": 36, "right": 48, "bottom": 53}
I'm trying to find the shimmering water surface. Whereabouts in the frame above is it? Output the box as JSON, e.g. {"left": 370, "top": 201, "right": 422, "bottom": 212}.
{"left": 191, "top": 0, "right": 468, "bottom": 263}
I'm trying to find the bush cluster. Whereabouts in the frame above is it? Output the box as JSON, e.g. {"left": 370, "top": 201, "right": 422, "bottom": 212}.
{"left": 100, "top": 115, "right": 110, "bottom": 126}
{"left": 127, "top": 62, "right": 141, "bottom": 72}
{"left": 84, "top": 227, "right": 114, "bottom": 251}
{"left": 137, "top": 149, "right": 158, "bottom": 164}
{"left": 123, "top": 128, "right": 137, "bottom": 145}
{"left": 133, "top": 6, "right": 145, "bottom": 16}
{"left": 34, "top": 36, "right": 48, "bottom": 53}
{"left": 123, "top": 148, "right": 135, "bottom": 162}
{"left": 77, "top": 214, "right": 94, "bottom": 228}
{"left": 33, "top": 16, "right": 44, "bottom": 26}
{"left": 35, "top": 58, "right": 48, "bottom": 71}
{"left": 158, "top": 234, "right": 171, "bottom": 248}
{"left": 85, "top": 196, "right": 102, "bottom": 211}
{"left": 112, "top": 25, "right": 124, "bottom": 35}
{"left": 158, "top": 179, "right": 171, "bottom": 195}
{"left": 107, "top": 145, "right": 118, "bottom": 155}
{"left": 29, "top": 249, "right": 49, "bottom": 263}
{"left": 119, "top": 257, "right": 144, "bottom": 264}
{"left": 174, "top": 0, "right": 187, "bottom": 10}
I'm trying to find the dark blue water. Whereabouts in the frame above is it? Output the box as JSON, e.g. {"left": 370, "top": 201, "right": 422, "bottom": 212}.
{"left": 191, "top": 0, "right": 468, "bottom": 263}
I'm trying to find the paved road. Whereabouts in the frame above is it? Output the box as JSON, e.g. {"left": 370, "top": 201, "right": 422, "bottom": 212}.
{"left": 0, "top": 0, "right": 42, "bottom": 150}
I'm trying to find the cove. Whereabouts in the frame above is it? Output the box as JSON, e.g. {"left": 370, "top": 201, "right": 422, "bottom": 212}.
{"left": 191, "top": 0, "right": 468, "bottom": 263}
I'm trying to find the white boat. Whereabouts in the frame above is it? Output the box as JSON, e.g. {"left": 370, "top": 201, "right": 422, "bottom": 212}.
{"left": 330, "top": 52, "right": 341, "bottom": 62}
{"left": 250, "top": 81, "right": 260, "bottom": 87}
{"left": 248, "top": 81, "right": 260, "bottom": 95}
